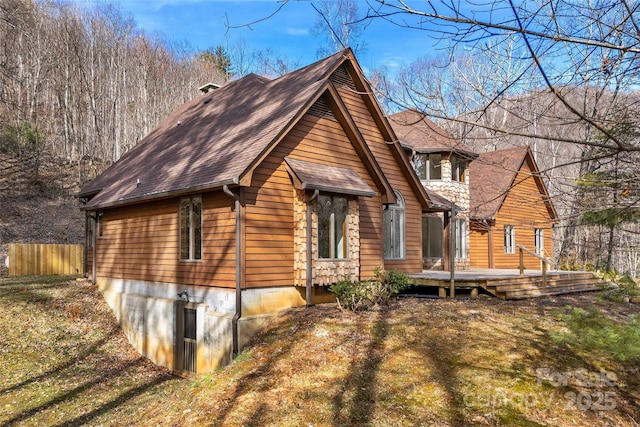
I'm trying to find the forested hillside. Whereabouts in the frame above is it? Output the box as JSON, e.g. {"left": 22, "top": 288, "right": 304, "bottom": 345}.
{"left": 0, "top": 0, "right": 225, "bottom": 273}
{"left": 0, "top": 0, "right": 224, "bottom": 171}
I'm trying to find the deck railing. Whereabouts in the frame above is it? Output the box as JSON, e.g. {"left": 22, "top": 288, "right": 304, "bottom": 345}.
{"left": 517, "top": 244, "right": 557, "bottom": 287}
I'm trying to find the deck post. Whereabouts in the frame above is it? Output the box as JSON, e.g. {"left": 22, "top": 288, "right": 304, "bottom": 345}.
{"left": 542, "top": 259, "right": 547, "bottom": 287}
{"left": 519, "top": 247, "right": 525, "bottom": 277}
{"left": 449, "top": 202, "right": 456, "bottom": 299}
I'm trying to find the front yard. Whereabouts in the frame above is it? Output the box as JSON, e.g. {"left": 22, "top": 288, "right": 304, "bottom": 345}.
{"left": 0, "top": 275, "right": 638, "bottom": 426}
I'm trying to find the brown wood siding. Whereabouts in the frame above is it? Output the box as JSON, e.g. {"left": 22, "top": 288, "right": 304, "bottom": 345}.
{"left": 469, "top": 226, "right": 490, "bottom": 268}
{"left": 95, "top": 192, "right": 236, "bottom": 288}
{"left": 336, "top": 87, "right": 423, "bottom": 274}
{"left": 490, "top": 164, "right": 554, "bottom": 269}
{"left": 244, "top": 113, "right": 383, "bottom": 287}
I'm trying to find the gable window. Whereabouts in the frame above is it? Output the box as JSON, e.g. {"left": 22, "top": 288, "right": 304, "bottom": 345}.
{"left": 504, "top": 225, "right": 515, "bottom": 254}
{"left": 384, "top": 191, "right": 405, "bottom": 259}
{"left": 180, "top": 196, "right": 202, "bottom": 261}
{"left": 318, "top": 194, "right": 348, "bottom": 259}
{"left": 535, "top": 228, "right": 544, "bottom": 254}
{"left": 451, "top": 155, "right": 467, "bottom": 182}
{"left": 455, "top": 218, "right": 467, "bottom": 259}
{"left": 422, "top": 215, "right": 443, "bottom": 258}
{"left": 412, "top": 153, "right": 442, "bottom": 180}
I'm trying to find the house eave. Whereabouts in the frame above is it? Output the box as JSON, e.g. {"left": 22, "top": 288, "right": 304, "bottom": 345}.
{"left": 400, "top": 142, "right": 479, "bottom": 160}
{"left": 80, "top": 178, "right": 241, "bottom": 211}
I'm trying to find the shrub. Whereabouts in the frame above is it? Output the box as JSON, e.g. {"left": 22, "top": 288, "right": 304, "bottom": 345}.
{"left": 550, "top": 306, "right": 640, "bottom": 362}
{"left": 329, "top": 268, "right": 410, "bottom": 312}
{"left": 597, "top": 272, "right": 640, "bottom": 303}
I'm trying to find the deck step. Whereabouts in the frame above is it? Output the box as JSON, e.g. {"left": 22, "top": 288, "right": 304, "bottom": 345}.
{"left": 487, "top": 276, "right": 599, "bottom": 293}
{"left": 505, "top": 285, "right": 602, "bottom": 300}
{"left": 407, "top": 270, "right": 609, "bottom": 300}
{"left": 499, "top": 281, "right": 607, "bottom": 300}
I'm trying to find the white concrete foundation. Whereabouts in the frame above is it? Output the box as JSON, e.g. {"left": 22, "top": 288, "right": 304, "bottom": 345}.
{"left": 97, "top": 277, "right": 306, "bottom": 372}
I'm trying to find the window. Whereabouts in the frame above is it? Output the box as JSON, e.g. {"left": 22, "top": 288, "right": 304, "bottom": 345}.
{"left": 504, "top": 225, "right": 515, "bottom": 254}
{"left": 318, "top": 194, "right": 348, "bottom": 259}
{"left": 412, "top": 153, "right": 442, "bottom": 180}
{"left": 180, "top": 196, "right": 202, "bottom": 261}
{"left": 451, "top": 155, "right": 467, "bottom": 182}
{"left": 384, "top": 191, "right": 405, "bottom": 259}
{"left": 455, "top": 218, "right": 467, "bottom": 259}
{"left": 535, "top": 228, "right": 544, "bottom": 254}
{"left": 422, "top": 216, "right": 443, "bottom": 258}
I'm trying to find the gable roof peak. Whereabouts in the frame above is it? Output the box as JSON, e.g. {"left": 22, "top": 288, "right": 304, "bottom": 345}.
{"left": 389, "top": 109, "right": 478, "bottom": 159}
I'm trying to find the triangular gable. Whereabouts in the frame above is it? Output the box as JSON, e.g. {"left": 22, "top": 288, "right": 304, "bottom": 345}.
{"left": 327, "top": 50, "right": 442, "bottom": 212}
{"left": 470, "top": 147, "right": 557, "bottom": 221}
{"left": 521, "top": 149, "right": 558, "bottom": 221}
{"left": 237, "top": 79, "right": 397, "bottom": 205}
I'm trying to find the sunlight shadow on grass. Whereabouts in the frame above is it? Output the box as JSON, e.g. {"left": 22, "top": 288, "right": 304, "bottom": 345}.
{"left": 2, "top": 357, "right": 149, "bottom": 426}
{"left": 0, "top": 325, "right": 120, "bottom": 395}
{"left": 51, "top": 372, "right": 176, "bottom": 427}
{"left": 331, "top": 311, "right": 388, "bottom": 426}
{"left": 210, "top": 313, "right": 307, "bottom": 426}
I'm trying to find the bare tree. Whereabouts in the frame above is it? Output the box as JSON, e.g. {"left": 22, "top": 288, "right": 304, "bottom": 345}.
{"left": 312, "top": 0, "right": 367, "bottom": 58}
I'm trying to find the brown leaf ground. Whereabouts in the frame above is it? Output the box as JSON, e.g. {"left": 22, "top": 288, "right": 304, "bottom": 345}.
{"left": 1, "top": 276, "right": 639, "bottom": 426}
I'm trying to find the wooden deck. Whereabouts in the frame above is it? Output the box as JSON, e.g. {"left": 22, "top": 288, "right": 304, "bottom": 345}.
{"left": 406, "top": 269, "right": 609, "bottom": 300}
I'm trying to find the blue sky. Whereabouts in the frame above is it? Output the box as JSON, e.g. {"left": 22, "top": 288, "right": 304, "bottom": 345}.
{"left": 113, "top": 0, "right": 445, "bottom": 76}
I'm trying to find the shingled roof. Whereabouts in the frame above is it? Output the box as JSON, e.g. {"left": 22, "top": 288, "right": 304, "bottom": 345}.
{"left": 388, "top": 109, "right": 477, "bottom": 159}
{"left": 79, "top": 49, "right": 445, "bottom": 212}
{"left": 469, "top": 146, "right": 556, "bottom": 220}
{"left": 79, "top": 50, "right": 348, "bottom": 208}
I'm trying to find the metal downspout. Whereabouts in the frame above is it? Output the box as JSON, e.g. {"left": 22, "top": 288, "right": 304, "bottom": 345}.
{"left": 223, "top": 185, "right": 242, "bottom": 356}
{"left": 306, "top": 190, "right": 319, "bottom": 306}
{"left": 88, "top": 212, "right": 97, "bottom": 284}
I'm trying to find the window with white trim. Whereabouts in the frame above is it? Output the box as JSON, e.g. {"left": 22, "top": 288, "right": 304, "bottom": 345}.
{"left": 535, "top": 228, "right": 544, "bottom": 254}
{"left": 180, "top": 196, "right": 202, "bottom": 261}
{"left": 384, "top": 191, "right": 405, "bottom": 259}
{"left": 504, "top": 225, "right": 515, "bottom": 254}
{"left": 412, "top": 153, "right": 442, "bottom": 180}
{"left": 317, "top": 194, "right": 348, "bottom": 259}
{"left": 455, "top": 218, "right": 467, "bottom": 259}
{"left": 451, "top": 155, "right": 468, "bottom": 182}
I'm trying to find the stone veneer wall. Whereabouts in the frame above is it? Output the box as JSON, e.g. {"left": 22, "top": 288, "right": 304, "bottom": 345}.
{"left": 423, "top": 159, "right": 471, "bottom": 270}
{"left": 293, "top": 189, "right": 361, "bottom": 286}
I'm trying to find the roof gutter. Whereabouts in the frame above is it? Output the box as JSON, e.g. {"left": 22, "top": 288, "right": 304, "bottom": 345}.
{"left": 223, "top": 184, "right": 243, "bottom": 357}
{"left": 80, "top": 178, "right": 240, "bottom": 211}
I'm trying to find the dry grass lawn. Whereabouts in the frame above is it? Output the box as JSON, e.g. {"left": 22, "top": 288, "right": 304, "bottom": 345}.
{"left": 1, "top": 275, "right": 639, "bottom": 426}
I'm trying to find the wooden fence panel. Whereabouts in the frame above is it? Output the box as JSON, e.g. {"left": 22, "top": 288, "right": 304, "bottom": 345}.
{"left": 7, "top": 244, "right": 85, "bottom": 276}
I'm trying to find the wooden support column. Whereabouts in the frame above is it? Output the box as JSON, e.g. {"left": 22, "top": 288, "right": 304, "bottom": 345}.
{"left": 449, "top": 203, "right": 456, "bottom": 299}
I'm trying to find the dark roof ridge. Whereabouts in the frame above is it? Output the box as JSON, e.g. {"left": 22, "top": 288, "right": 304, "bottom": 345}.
{"left": 388, "top": 109, "right": 478, "bottom": 158}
